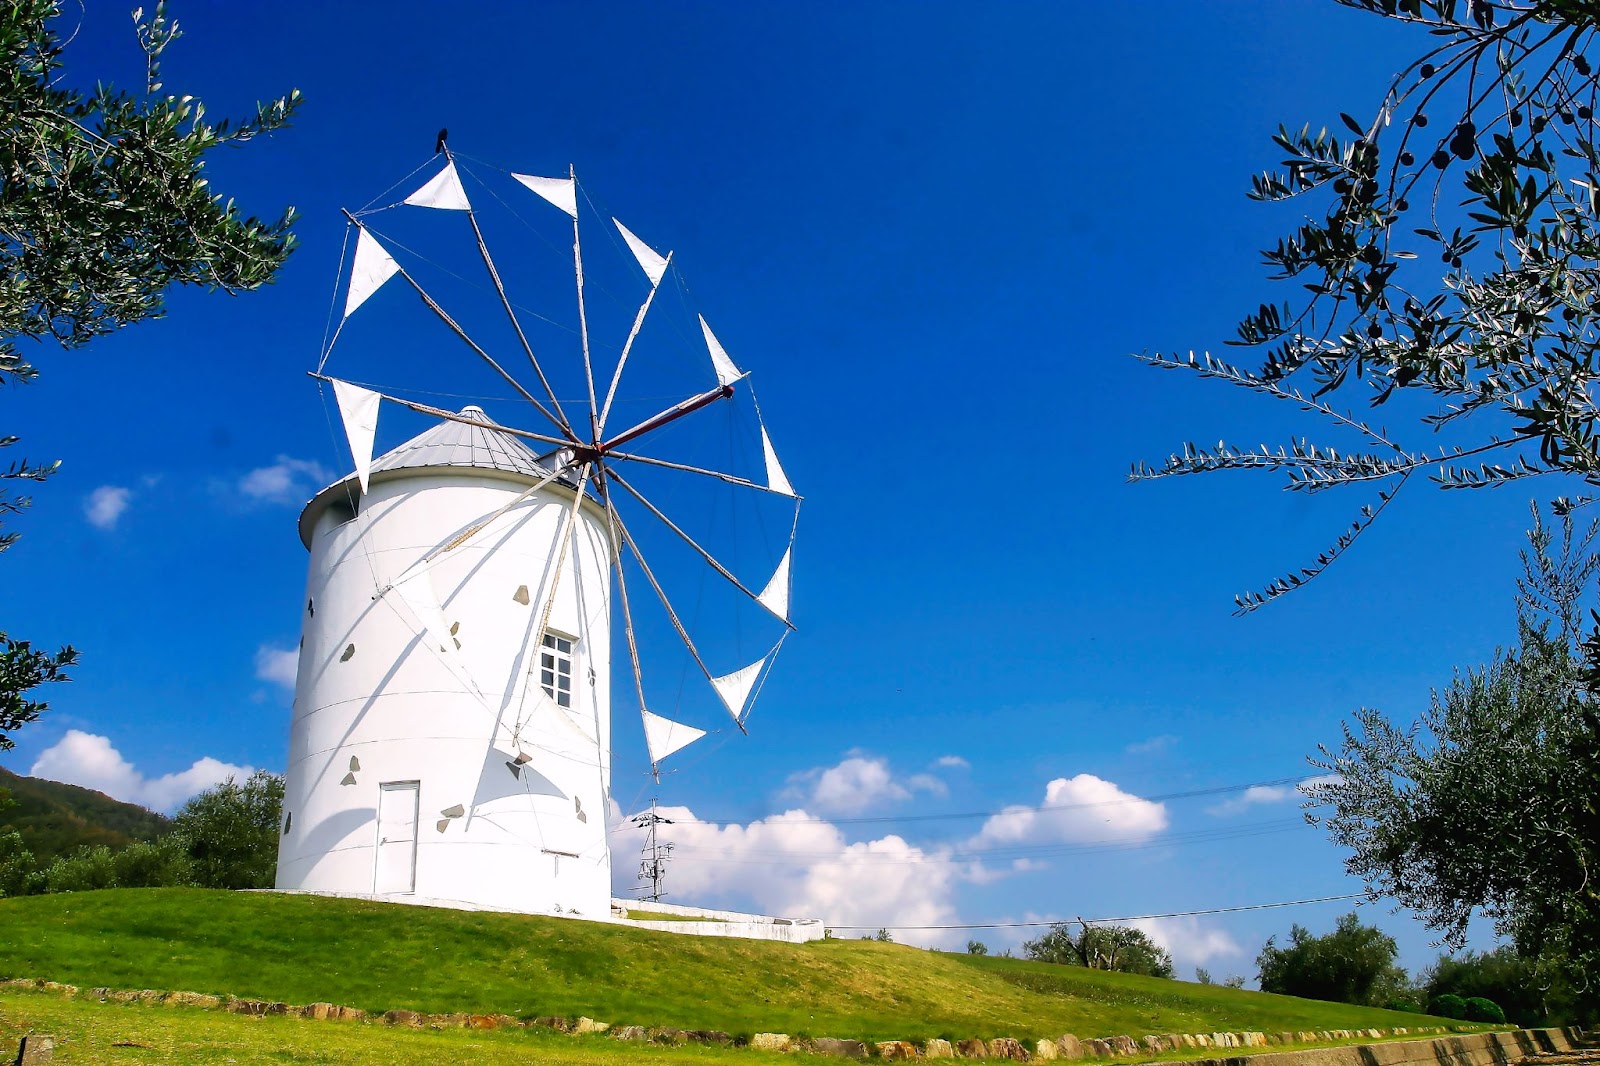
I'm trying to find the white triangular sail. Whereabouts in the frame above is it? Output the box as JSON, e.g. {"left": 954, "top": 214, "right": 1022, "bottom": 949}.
{"left": 404, "top": 161, "right": 471, "bottom": 211}
{"left": 391, "top": 566, "right": 487, "bottom": 705}
{"left": 330, "top": 379, "right": 382, "bottom": 495}
{"left": 613, "top": 218, "right": 669, "bottom": 285}
{"left": 512, "top": 172, "right": 578, "bottom": 218}
{"left": 757, "top": 546, "right": 791, "bottom": 622}
{"left": 344, "top": 228, "right": 400, "bottom": 319}
{"left": 640, "top": 708, "right": 706, "bottom": 765}
{"left": 698, "top": 316, "right": 744, "bottom": 387}
{"left": 710, "top": 656, "right": 766, "bottom": 722}
{"left": 760, "top": 425, "right": 794, "bottom": 497}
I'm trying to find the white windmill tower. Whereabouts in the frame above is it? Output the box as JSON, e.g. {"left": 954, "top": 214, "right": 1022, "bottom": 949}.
{"left": 274, "top": 144, "right": 798, "bottom": 918}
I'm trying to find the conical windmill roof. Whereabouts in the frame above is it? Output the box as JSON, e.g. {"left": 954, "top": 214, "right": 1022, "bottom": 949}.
{"left": 368, "top": 405, "right": 550, "bottom": 479}
{"left": 298, "top": 405, "right": 575, "bottom": 548}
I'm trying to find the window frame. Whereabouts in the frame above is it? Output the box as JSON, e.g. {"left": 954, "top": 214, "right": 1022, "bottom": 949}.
{"left": 540, "top": 630, "right": 575, "bottom": 708}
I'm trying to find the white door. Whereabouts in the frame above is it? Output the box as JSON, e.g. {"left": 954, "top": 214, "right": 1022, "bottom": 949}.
{"left": 374, "top": 781, "right": 419, "bottom": 894}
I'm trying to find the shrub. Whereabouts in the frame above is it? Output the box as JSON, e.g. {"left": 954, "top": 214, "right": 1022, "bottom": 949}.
{"left": 39, "top": 845, "right": 119, "bottom": 893}
{"left": 109, "top": 837, "right": 193, "bottom": 888}
{"left": 1424, "top": 947, "right": 1564, "bottom": 1028}
{"left": 33, "top": 835, "right": 193, "bottom": 894}
{"left": 1429, "top": 993, "right": 1468, "bottom": 1020}
{"left": 0, "top": 827, "right": 37, "bottom": 898}
{"left": 1464, "top": 997, "right": 1506, "bottom": 1023}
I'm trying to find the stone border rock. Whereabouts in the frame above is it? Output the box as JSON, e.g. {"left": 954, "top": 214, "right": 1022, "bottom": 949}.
{"left": 0, "top": 976, "right": 1573, "bottom": 1061}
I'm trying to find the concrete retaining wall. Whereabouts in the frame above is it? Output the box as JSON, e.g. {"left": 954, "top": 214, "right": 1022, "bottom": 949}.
{"left": 1166, "top": 1028, "right": 1583, "bottom": 1066}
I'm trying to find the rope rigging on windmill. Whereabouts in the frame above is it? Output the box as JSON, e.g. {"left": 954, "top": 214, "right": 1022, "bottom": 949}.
{"left": 273, "top": 134, "right": 800, "bottom": 920}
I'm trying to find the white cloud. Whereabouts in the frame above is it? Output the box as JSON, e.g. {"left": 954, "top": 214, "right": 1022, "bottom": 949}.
{"left": 29, "top": 729, "right": 252, "bottom": 813}
{"left": 238, "top": 456, "right": 330, "bottom": 504}
{"left": 933, "top": 755, "right": 970, "bottom": 770}
{"left": 611, "top": 804, "right": 975, "bottom": 948}
{"left": 1130, "top": 915, "right": 1244, "bottom": 971}
{"left": 1125, "top": 734, "right": 1179, "bottom": 756}
{"left": 807, "top": 756, "right": 908, "bottom": 812}
{"left": 1206, "top": 784, "right": 1293, "bottom": 817}
{"left": 905, "top": 772, "right": 949, "bottom": 798}
{"left": 84, "top": 486, "right": 131, "bottom": 530}
{"left": 971, "top": 774, "right": 1168, "bottom": 847}
{"left": 254, "top": 644, "right": 299, "bottom": 689}
{"left": 785, "top": 753, "right": 947, "bottom": 815}
{"left": 1209, "top": 775, "right": 1343, "bottom": 816}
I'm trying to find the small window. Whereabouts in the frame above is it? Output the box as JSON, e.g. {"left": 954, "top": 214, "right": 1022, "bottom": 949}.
{"left": 540, "top": 632, "right": 573, "bottom": 708}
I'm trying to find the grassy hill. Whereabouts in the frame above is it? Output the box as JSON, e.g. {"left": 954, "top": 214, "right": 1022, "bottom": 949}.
{"left": 0, "top": 889, "right": 1453, "bottom": 1043}
{"left": 0, "top": 766, "right": 170, "bottom": 862}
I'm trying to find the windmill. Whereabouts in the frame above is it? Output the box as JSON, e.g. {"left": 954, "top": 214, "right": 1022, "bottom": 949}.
{"left": 274, "top": 145, "right": 798, "bottom": 918}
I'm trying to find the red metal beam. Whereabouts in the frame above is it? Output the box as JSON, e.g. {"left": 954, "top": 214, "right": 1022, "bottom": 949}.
{"left": 594, "top": 383, "right": 734, "bottom": 456}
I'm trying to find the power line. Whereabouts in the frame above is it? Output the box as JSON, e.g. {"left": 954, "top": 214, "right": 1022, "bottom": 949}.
{"left": 609, "top": 773, "right": 1315, "bottom": 833}
{"left": 827, "top": 893, "right": 1367, "bottom": 932}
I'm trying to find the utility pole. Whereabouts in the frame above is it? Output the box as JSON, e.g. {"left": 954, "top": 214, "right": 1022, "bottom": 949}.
{"left": 633, "top": 799, "right": 674, "bottom": 902}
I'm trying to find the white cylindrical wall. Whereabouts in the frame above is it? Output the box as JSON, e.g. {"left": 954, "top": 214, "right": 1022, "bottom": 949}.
{"left": 276, "top": 468, "right": 613, "bottom": 917}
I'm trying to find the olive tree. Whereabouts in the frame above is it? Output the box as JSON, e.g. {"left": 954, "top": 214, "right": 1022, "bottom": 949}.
{"left": 172, "top": 770, "right": 284, "bottom": 890}
{"left": 1133, "top": 0, "right": 1600, "bottom": 611}
{"left": 1306, "top": 509, "right": 1600, "bottom": 1007}
{"left": 1256, "top": 913, "right": 1407, "bottom": 1007}
{"left": 1023, "top": 921, "right": 1176, "bottom": 978}
{"left": 0, "top": 0, "right": 300, "bottom": 738}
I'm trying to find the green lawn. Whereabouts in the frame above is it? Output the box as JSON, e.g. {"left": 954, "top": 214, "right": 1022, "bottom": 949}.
{"left": 0, "top": 889, "right": 1459, "bottom": 1043}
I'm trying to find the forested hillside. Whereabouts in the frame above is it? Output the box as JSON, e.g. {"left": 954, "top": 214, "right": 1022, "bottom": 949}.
{"left": 0, "top": 766, "right": 169, "bottom": 862}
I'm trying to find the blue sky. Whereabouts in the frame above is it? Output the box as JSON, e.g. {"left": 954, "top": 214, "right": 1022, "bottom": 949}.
{"left": 2, "top": 1, "right": 1549, "bottom": 977}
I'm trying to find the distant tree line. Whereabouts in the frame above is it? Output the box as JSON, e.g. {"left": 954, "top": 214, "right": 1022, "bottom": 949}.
{"left": 1254, "top": 912, "right": 1585, "bottom": 1025}
{"left": 1009, "top": 911, "right": 1580, "bottom": 1027}
{"left": 0, "top": 770, "right": 283, "bottom": 896}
